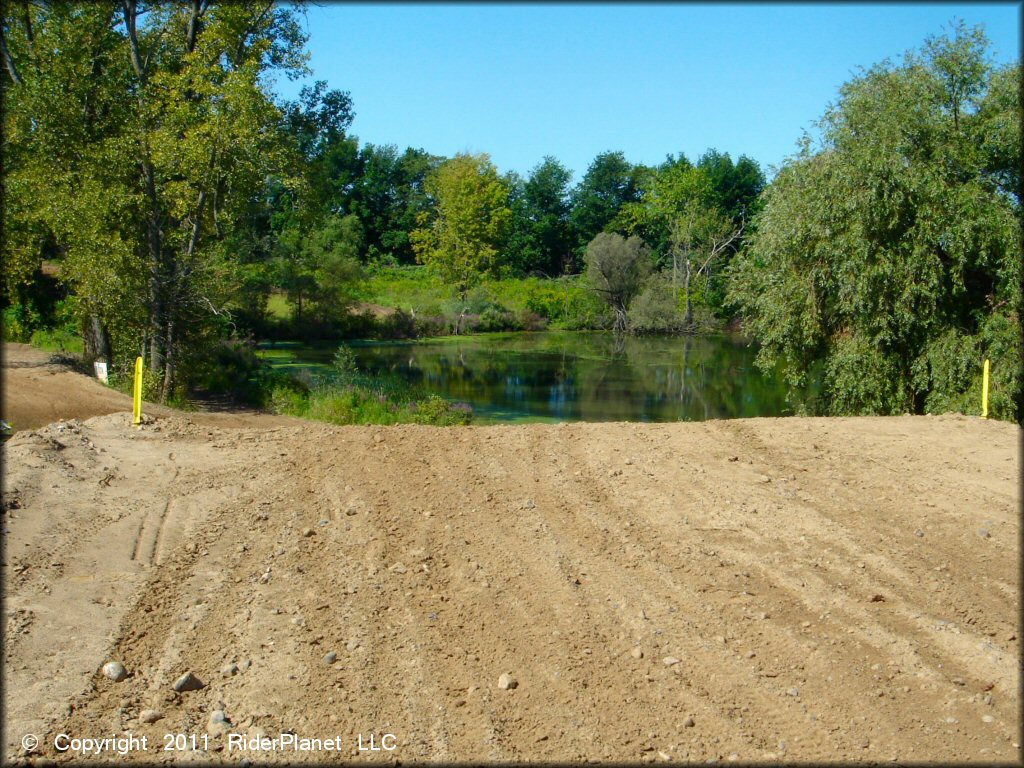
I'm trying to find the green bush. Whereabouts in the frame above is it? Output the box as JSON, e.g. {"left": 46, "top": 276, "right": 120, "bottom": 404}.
{"left": 265, "top": 343, "right": 474, "bottom": 426}
{"left": 2, "top": 302, "right": 42, "bottom": 342}
{"left": 629, "top": 276, "right": 686, "bottom": 334}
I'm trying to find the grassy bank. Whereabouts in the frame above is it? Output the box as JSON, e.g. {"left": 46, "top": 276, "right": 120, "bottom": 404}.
{"left": 264, "top": 345, "right": 473, "bottom": 426}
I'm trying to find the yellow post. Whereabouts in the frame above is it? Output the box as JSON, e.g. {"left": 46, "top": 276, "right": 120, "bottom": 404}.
{"left": 981, "top": 358, "right": 990, "bottom": 419}
{"left": 133, "top": 356, "right": 143, "bottom": 426}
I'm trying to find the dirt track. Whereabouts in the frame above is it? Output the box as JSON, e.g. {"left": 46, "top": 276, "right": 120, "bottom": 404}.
{"left": 2, "top": 344, "right": 1021, "bottom": 763}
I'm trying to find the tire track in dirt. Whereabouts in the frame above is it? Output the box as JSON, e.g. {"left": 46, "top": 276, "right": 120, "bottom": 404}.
{"left": 6, "top": 414, "right": 1020, "bottom": 764}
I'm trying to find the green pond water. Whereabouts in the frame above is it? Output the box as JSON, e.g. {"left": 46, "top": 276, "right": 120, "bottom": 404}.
{"left": 259, "top": 331, "right": 802, "bottom": 424}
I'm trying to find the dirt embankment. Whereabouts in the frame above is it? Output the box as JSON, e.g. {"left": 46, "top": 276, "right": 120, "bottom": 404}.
{"left": 1, "top": 344, "right": 1020, "bottom": 764}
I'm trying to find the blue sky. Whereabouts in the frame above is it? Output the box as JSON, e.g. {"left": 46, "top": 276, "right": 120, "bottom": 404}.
{"left": 274, "top": 3, "right": 1021, "bottom": 182}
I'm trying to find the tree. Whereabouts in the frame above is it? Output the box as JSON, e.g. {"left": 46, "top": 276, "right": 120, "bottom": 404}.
{"left": 584, "top": 232, "right": 650, "bottom": 333}
{"left": 411, "top": 153, "right": 512, "bottom": 298}
{"left": 617, "top": 154, "right": 743, "bottom": 324}
{"left": 569, "top": 151, "right": 644, "bottom": 269}
{"left": 695, "top": 149, "right": 765, "bottom": 223}
{"left": 510, "top": 156, "right": 574, "bottom": 276}
{"left": 669, "top": 207, "right": 742, "bottom": 328}
{"left": 727, "top": 22, "right": 1021, "bottom": 420}
{"left": 2, "top": 1, "right": 310, "bottom": 401}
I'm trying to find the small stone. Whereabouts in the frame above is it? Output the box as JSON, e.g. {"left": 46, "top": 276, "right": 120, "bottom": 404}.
{"left": 389, "top": 562, "right": 408, "bottom": 574}
{"left": 139, "top": 709, "right": 163, "bottom": 724}
{"left": 323, "top": 652, "right": 337, "bottom": 664}
{"left": 239, "top": 659, "right": 252, "bottom": 671}
{"left": 207, "top": 710, "right": 231, "bottom": 736}
{"left": 977, "top": 528, "right": 990, "bottom": 539}
{"left": 786, "top": 687, "right": 799, "bottom": 697}
{"left": 745, "top": 651, "right": 756, "bottom": 659}
{"left": 683, "top": 716, "right": 695, "bottom": 728}
{"left": 172, "top": 671, "right": 205, "bottom": 692}
{"left": 630, "top": 647, "right": 644, "bottom": 659}
{"left": 663, "top": 656, "right": 681, "bottom": 666}
{"left": 221, "top": 663, "right": 239, "bottom": 677}
{"left": 102, "top": 661, "right": 128, "bottom": 682}
{"left": 521, "top": 499, "right": 536, "bottom": 510}
{"left": 498, "top": 673, "right": 518, "bottom": 690}
{"left": 982, "top": 715, "right": 995, "bottom": 723}
{"left": 800, "top": 621, "right": 811, "bottom": 628}
{"left": 914, "top": 528, "right": 925, "bottom": 537}
{"left": 302, "top": 527, "right": 315, "bottom": 537}
{"left": 346, "top": 639, "right": 360, "bottom": 652}
{"left": 758, "top": 475, "right": 771, "bottom": 483}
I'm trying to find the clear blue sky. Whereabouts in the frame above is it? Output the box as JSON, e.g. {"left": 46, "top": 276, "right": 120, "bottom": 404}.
{"left": 273, "top": 2, "right": 1021, "bottom": 182}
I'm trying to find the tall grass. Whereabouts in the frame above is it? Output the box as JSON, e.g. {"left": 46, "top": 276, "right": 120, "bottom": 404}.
{"left": 267, "top": 344, "right": 473, "bottom": 426}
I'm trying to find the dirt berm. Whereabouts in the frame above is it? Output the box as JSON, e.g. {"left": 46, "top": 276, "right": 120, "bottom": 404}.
{"left": 2, "top": 343, "right": 1020, "bottom": 763}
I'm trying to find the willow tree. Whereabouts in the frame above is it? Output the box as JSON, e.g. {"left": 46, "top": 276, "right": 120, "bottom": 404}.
{"left": 727, "top": 22, "right": 1021, "bottom": 420}
{"left": 2, "top": 1, "right": 308, "bottom": 400}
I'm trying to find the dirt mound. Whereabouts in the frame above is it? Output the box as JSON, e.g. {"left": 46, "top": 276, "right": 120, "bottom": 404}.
{"left": 1, "top": 343, "right": 297, "bottom": 431}
{"left": 2, "top": 394, "right": 1019, "bottom": 763}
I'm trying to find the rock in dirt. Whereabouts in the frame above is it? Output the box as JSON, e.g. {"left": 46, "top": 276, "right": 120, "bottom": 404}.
{"left": 663, "top": 657, "right": 681, "bottom": 666}
{"left": 498, "top": 673, "right": 518, "bottom": 690}
{"left": 683, "top": 716, "right": 695, "bottom": 728}
{"left": 172, "top": 671, "right": 205, "bottom": 692}
{"left": 323, "top": 651, "right": 337, "bottom": 664}
{"left": 101, "top": 661, "right": 128, "bottom": 682}
{"left": 139, "top": 709, "right": 163, "bottom": 724}
{"left": 630, "top": 647, "right": 644, "bottom": 659}
{"left": 207, "top": 709, "right": 232, "bottom": 736}
{"left": 221, "top": 663, "right": 239, "bottom": 677}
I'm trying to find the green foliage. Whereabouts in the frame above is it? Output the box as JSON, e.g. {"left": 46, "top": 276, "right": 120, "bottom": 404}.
{"left": 3, "top": 1, "right": 310, "bottom": 400}
{"left": 584, "top": 233, "right": 652, "bottom": 332}
{"left": 727, "top": 22, "right": 1021, "bottom": 421}
{"left": 411, "top": 153, "right": 513, "bottom": 297}
{"left": 268, "top": 344, "right": 473, "bottom": 425}
{"left": 628, "top": 274, "right": 688, "bottom": 334}
{"left": 505, "top": 156, "right": 575, "bottom": 276}
{"left": 2, "top": 303, "right": 42, "bottom": 342}
{"left": 570, "top": 151, "right": 645, "bottom": 268}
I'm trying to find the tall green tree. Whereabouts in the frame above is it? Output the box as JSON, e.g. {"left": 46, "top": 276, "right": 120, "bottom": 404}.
{"left": 507, "top": 156, "right": 575, "bottom": 276}
{"left": 569, "top": 151, "right": 644, "bottom": 269}
{"left": 695, "top": 149, "right": 765, "bottom": 223}
{"left": 411, "top": 153, "right": 512, "bottom": 298}
{"left": 727, "top": 22, "right": 1021, "bottom": 420}
{"left": 3, "top": 1, "right": 310, "bottom": 400}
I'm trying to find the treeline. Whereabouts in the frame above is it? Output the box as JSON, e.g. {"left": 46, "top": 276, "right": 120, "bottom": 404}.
{"left": 2, "top": 6, "right": 1019, "bottom": 421}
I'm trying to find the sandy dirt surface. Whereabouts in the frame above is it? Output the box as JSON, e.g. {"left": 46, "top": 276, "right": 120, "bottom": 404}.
{"left": 1, "top": 344, "right": 1021, "bottom": 764}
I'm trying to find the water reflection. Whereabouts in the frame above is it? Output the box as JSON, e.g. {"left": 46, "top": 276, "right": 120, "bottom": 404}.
{"left": 260, "top": 331, "right": 801, "bottom": 424}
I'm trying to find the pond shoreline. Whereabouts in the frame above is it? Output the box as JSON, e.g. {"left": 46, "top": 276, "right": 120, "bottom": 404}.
{"left": 257, "top": 330, "right": 801, "bottom": 424}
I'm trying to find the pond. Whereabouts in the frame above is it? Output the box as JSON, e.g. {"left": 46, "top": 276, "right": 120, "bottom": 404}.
{"left": 259, "top": 331, "right": 806, "bottom": 424}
